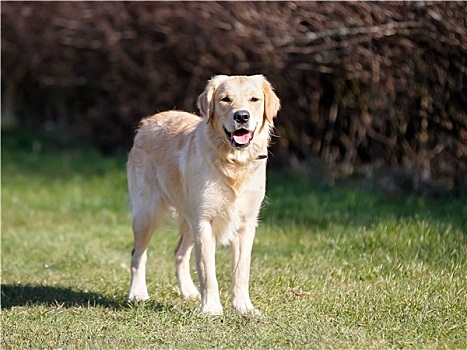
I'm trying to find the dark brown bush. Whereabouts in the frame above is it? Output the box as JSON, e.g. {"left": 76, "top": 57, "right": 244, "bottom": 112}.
{"left": 2, "top": 2, "right": 466, "bottom": 193}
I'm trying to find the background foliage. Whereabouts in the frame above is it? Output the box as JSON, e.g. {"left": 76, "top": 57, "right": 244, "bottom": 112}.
{"left": 2, "top": 2, "right": 466, "bottom": 193}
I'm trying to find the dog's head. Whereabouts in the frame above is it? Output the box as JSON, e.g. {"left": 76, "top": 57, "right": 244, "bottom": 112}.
{"left": 197, "top": 75, "right": 280, "bottom": 151}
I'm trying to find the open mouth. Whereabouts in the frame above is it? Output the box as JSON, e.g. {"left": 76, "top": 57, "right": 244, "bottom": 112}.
{"left": 224, "top": 127, "right": 255, "bottom": 148}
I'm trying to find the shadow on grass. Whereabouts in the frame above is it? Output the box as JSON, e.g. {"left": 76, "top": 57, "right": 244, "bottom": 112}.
{"left": 1, "top": 284, "right": 119, "bottom": 309}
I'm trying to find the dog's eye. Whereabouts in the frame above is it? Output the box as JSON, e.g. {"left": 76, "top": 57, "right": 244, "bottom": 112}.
{"left": 250, "top": 97, "right": 260, "bottom": 102}
{"left": 220, "top": 96, "right": 231, "bottom": 103}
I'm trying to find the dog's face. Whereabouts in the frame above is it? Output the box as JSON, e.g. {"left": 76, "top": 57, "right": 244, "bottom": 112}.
{"left": 197, "top": 75, "right": 280, "bottom": 150}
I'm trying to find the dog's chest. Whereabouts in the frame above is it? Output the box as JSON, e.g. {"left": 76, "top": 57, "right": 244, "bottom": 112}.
{"left": 207, "top": 177, "right": 265, "bottom": 245}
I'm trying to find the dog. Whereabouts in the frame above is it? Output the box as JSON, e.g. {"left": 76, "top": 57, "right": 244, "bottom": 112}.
{"left": 127, "top": 75, "right": 280, "bottom": 315}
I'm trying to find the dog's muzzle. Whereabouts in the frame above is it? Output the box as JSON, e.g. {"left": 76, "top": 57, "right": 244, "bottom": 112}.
{"left": 224, "top": 127, "right": 255, "bottom": 149}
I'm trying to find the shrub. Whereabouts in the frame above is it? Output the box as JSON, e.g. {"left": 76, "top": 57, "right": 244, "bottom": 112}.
{"left": 2, "top": 2, "right": 466, "bottom": 192}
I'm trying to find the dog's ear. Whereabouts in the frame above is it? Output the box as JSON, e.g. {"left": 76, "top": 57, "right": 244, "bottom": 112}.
{"left": 197, "top": 75, "right": 229, "bottom": 123}
{"left": 261, "top": 76, "right": 281, "bottom": 125}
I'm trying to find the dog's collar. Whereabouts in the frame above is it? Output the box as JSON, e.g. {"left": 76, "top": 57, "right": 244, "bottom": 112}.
{"left": 256, "top": 154, "right": 268, "bottom": 160}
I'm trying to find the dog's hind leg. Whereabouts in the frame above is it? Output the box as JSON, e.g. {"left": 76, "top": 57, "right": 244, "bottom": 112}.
{"left": 175, "top": 217, "right": 200, "bottom": 299}
{"left": 127, "top": 191, "right": 167, "bottom": 302}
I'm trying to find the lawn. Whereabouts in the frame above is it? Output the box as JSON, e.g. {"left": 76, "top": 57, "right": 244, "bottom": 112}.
{"left": 2, "top": 130, "right": 466, "bottom": 349}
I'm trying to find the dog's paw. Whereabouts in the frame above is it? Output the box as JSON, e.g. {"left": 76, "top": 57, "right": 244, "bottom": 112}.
{"left": 200, "top": 302, "right": 224, "bottom": 316}
{"left": 232, "top": 300, "right": 261, "bottom": 316}
{"left": 182, "top": 290, "right": 201, "bottom": 300}
{"left": 234, "top": 306, "right": 261, "bottom": 316}
{"left": 180, "top": 285, "right": 201, "bottom": 300}
{"left": 127, "top": 292, "right": 150, "bottom": 303}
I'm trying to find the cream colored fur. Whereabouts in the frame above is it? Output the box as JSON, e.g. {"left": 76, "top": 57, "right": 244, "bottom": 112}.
{"left": 127, "top": 75, "right": 280, "bottom": 315}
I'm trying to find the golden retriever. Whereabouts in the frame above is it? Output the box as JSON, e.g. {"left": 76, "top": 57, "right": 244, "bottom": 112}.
{"left": 127, "top": 75, "right": 280, "bottom": 315}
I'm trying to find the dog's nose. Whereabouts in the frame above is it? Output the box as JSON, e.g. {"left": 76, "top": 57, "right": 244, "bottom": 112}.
{"left": 233, "top": 110, "right": 250, "bottom": 124}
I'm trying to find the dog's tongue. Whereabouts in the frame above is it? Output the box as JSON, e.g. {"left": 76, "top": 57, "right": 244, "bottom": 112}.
{"left": 233, "top": 130, "right": 251, "bottom": 145}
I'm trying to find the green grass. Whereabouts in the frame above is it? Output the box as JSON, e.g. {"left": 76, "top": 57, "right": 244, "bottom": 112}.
{"left": 2, "top": 130, "right": 466, "bottom": 349}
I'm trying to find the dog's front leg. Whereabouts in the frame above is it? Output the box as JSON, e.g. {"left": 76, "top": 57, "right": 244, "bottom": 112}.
{"left": 231, "top": 221, "right": 260, "bottom": 315}
{"left": 194, "top": 221, "right": 223, "bottom": 315}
